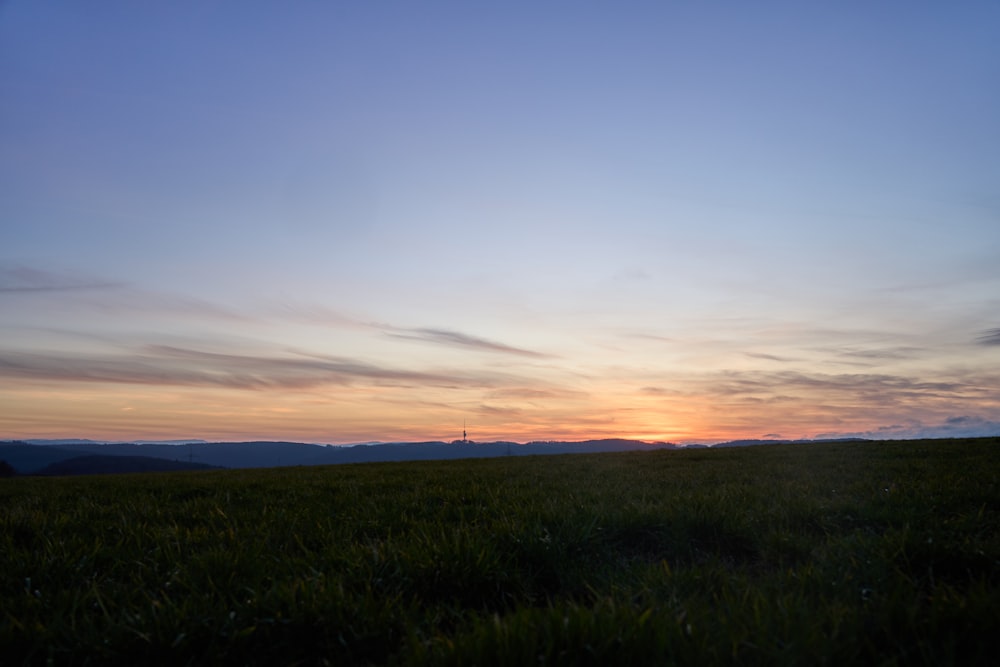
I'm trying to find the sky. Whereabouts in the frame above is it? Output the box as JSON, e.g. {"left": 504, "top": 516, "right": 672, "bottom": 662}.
{"left": 2, "top": 1, "right": 999, "bottom": 445}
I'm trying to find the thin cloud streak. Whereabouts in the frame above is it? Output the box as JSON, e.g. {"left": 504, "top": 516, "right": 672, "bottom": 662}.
{"left": 817, "top": 415, "right": 1000, "bottom": 440}
{"left": 977, "top": 328, "right": 1000, "bottom": 346}
{"left": 826, "top": 346, "right": 925, "bottom": 361}
{"left": 487, "top": 387, "right": 588, "bottom": 400}
{"left": 270, "top": 301, "right": 369, "bottom": 329}
{"left": 0, "top": 345, "right": 508, "bottom": 391}
{"left": 4, "top": 273, "right": 550, "bottom": 358}
{"left": 385, "top": 327, "right": 553, "bottom": 358}
{"left": 476, "top": 404, "right": 524, "bottom": 418}
{"left": 0, "top": 266, "right": 253, "bottom": 323}
{"left": 745, "top": 352, "right": 799, "bottom": 363}
{"left": 90, "top": 291, "right": 255, "bottom": 323}
{"left": 0, "top": 266, "right": 121, "bottom": 293}
{"left": 269, "top": 302, "right": 553, "bottom": 358}
{"left": 704, "top": 370, "right": 968, "bottom": 403}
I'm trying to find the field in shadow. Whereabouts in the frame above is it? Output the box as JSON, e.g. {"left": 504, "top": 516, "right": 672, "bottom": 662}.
{"left": 2, "top": 438, "right": 998, "bottom": 665}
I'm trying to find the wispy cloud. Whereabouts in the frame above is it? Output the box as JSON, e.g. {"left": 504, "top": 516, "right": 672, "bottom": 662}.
{"left": 816, "top": 415, "right": 1000, "bottom": 440}
{"left": 386, "top": 327, "right": 553, "bottom": 358}
{"left": 269, "top": 301, "right": 368, "bottom": 328}
{"left": 706, "top": 370, "right": 964, "bottom": 403}
{"left": 476, "top": 403, "right": 524, "bottom": 418}
{"left": 2, "top": 270, "right": 551, "bottom": 370}
{"left": 812, "top": 345, "right": 926, "bottom": 367}
{"left": 98, "top": 291, "right": 254, "bottom": 322}
{"left": 487, "top": 386, "right": 588, "bottom": 400}
{"left": 976, "top": 328, "right": 1000, "bottom": 346}
{"left": 0, "top": 266, "right": 120, "bottom": 293}
{"left": 623, "top": 332, "right": 677, "bottom": 343}
{"left": 0, "top": 344, "right": 505, "bottom": 391}
{"left": 657, "top": 365, "right": 1000, "bottom": 442}
{"left": 269, "top": 301, "right": 554, "bottom": 359}
{"left": 745, "top": 352, "right": 799, "bottom": 362}
{"left": 838, "top": 346, "right": 924, "bottom": 360}
{"left": 0, "top": 265, "right": 253, "bottom": 323}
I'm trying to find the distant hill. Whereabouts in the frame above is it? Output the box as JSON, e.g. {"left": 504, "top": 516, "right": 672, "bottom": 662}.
{"left": 711, "top": 437, "right": 869, "bottom": 448}
{"left": 23, "top": 438, "right": 208, "bottom": 446}
{"left": 52, "top": 439, "right": 680, "bottom": 468}
{"left": 0, "top": 442, "right": 86, "bottom": 474}
{"left": 2, "top": 438, "right": 678, "bottom": 473}
{"left": 34, "top": 455, "right": 220, "bottom": 476}
{"left": 20, "top": 438, "right": 111, "bottom": 446}
{"left": 1, "top": 437, "right": 885, "bottom": 475}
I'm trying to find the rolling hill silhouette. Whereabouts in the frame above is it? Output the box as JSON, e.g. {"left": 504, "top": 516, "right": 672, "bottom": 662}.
{"left": 1, "top": 439, "right": 679, "bottom": 473}
{"left": 34, "top": 454, "right": 221, "bottom": 476}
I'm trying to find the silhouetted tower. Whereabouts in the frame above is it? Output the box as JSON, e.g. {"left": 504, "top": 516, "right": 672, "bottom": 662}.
{"left": 463, "top": 419, "right": 468, "bottom": 443}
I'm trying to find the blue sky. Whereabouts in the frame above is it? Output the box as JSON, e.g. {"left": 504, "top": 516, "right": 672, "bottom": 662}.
{"left": 2, "top": 1, "right": 999, "bottom": 443}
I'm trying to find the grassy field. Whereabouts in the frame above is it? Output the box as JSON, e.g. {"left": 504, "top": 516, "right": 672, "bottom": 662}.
{"left": 2, "top": 438, "right": 998, "bottom": 665}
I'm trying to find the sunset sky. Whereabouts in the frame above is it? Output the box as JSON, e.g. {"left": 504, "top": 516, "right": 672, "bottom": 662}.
{"left": 2, "top": 2, "right": 999, "bottom": 444}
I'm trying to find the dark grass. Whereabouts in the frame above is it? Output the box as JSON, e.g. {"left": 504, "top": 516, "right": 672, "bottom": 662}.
{"left": 2, "top": 438, "right": 998, "bottom": 665}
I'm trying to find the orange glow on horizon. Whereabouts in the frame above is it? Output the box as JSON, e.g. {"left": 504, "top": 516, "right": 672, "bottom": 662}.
{"left": 3, "top": 360, "right": 997, "bottom": 444}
